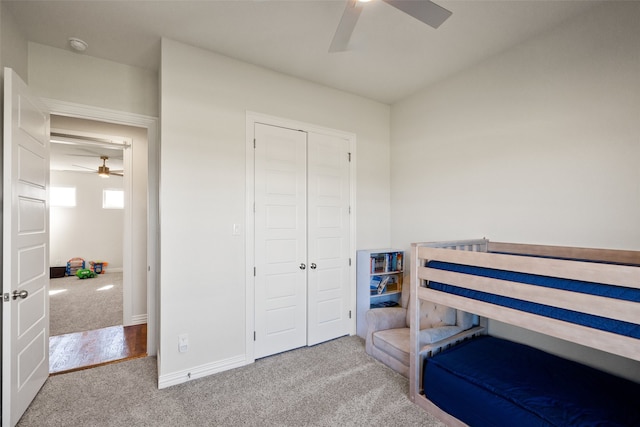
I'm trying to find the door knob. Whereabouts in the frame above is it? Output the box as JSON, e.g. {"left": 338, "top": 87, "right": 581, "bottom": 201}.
{"left": 310, "top": 263, "right": 317, "bottom": 270}
{"left": 299, "top": 263, "right": 306, "bottom": 270}
{"left": 12, "top": 290, "right": 28, "bottom": 300}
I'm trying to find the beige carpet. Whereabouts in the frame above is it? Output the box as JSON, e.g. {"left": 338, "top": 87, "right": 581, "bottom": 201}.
{"left": 18, "top": 335, "right": 445, "bottom": 427}
{"left": 49, "top": 271, "right": 123, "bottom": 336}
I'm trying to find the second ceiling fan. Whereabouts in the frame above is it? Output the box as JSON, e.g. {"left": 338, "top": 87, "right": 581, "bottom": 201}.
{"left": 97, "top": 156, "right": 123, "bottom": 178}
{"left": 73, "top": 155, "right": 123, "bottom": 177}
{"left": 329, "top": 0, "right": 452, "bottom": 52}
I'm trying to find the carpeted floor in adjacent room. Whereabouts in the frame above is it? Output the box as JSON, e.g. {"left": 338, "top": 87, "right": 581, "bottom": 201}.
{"left": 49, "top": 272, "right": 123, "bottom": 336}
{"left": 18, "top": 335, "right": 444, "bottom": 427}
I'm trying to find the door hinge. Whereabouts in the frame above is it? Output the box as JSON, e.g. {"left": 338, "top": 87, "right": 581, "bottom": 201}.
{"left": 349, "top": 206, "right": 351, "bottom": 214}
{"left": 253, "top": 267, "right": 256, "bottom": 276}
{"left": 348, "top": 152, "right": 351, "bottom": 162}
{"left": 348, "top": 310, "right": 352, "bottom": 319}
{"left": 254, "top": 331, "right": 256, "bottom": 341}
{"left": 253, "top": 138, "right": 256, "bottom": 149}
{"left": 3, "top": 293, "right": 9, "bottom": 302}
{"left": 349, "top": 258, "right": 352, "bottom": 266}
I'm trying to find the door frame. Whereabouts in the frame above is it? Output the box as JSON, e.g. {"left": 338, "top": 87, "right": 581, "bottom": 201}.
{"left": 43, "top": 98, "right": 159, "bottom": 356}
{"left": 245, "top": 111, "right": 357, "bottom": 363}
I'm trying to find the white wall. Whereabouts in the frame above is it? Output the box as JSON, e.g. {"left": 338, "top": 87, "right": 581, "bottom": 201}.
{"left": 392, "top": 2, "right": 640, "bottom": 250}
{"left": 28, "top": 42, "right": 158, "bottom": 118}
{"left": 390, "top": 2, "right": 640, "bottom": 380}
{"left": 50, "top": 171, "right": 123, "bottom": 269}
{"left": 1, "top": 2, "right": 28, "bottom": 82}
{"left": 160, "top": 38, "right": 390, "bottom": 384}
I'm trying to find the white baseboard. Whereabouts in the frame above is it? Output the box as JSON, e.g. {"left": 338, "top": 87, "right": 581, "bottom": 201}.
{"left": 158, "top": 355, "right": 248, "bottom": 389}
{"left": 130, "top": 314, "right": 147, "bottom": 325}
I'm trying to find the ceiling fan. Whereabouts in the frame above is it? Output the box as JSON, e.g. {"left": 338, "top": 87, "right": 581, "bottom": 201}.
{"left": 73, "top": 156, "right": 123, "bottom": 177}
{"left": 98, "top": 156, "right": 123, "bottom": 178}
{"left": 329, "top": 0, "right": 452, "bottom": 52}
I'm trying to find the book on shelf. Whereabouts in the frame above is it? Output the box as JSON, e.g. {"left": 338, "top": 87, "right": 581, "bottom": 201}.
{"left": 378, "top": 276, "right": 390, "bottom": 294}
{"left": 370, "top": 255, "right": 385, "bottom": 273}
{"left": 385, "top": 275, "right": 398, "bottom": 293}
{"left": 370, "top": 275, "right": 390, "bottom": 295}
{"left": 370, "top": 252, "right": 403, "bottom": 274}
{"left": 370, "top": 300, "right": 399, "bottom": 309}
{"left": 370, "top": 275, "right": 382, "bottom": 295}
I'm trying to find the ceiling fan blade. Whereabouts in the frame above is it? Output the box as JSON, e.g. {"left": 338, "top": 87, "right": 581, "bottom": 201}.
{"left": 62, "top": 169, "right": 94, "bottom": 174}
{"left": 67, "top": 153, "right": 123, "bottom": 159}
{"left": 329, "top": 0, "right": 363, "bottom": 53}
{"left": 382, "top": 0, "right": 452, "bottom": 29}
{"left": 71, "top": 164, "right": 96, "bottom": 171}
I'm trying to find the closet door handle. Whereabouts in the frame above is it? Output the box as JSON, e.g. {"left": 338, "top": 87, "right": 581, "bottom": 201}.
{"left": 299, "top": 263, "right": 306, "bottom": 270}
{"left": 310, "top": 263, "right": 317, "bottom": 270}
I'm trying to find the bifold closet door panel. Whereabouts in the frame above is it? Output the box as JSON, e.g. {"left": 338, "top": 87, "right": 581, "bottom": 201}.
{"left": 307, "top": 132, "right": 351, "bottom": 346}
{"left": 254, "top": 123, "right": 308, "bottom": 359}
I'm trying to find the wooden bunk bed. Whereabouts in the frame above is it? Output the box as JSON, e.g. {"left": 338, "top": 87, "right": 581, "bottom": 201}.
{"left": 409, "top": 239, "right": 640, "bottom": 426}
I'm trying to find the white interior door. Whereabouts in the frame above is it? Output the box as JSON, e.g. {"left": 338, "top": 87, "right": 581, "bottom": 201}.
{"left": 307, "top": 132, "right": 351, "bottom": 345}
{"left": 254, "top": 123, "right": 307, "bottom": 359}
{"left": 2, "top": 68, "right": 51, "bottom": 427}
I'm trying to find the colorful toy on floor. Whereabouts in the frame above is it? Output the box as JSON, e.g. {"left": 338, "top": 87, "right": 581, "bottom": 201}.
{"left": 75, "top": 268, "right": 96, "bottom": 279}
{"left": 66, "top": 257, "right": 85, "bottom": 276}
{"left": 89, "top": 260, "right": 108, "bottom": 274}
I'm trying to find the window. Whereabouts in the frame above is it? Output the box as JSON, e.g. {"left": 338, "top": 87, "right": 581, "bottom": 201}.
{"left": 51, "top": 187, "right": 76, "bottom": 207}
{"left": 103, "top": 189, "right": 124, "bottom": 209}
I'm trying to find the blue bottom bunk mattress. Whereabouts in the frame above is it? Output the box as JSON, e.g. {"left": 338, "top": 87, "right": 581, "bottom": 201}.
{"left": 422, "top": 336, "right": 640, "bottom": 427}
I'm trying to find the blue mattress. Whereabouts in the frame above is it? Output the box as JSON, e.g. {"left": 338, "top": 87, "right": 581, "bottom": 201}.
{"left": 426, "top": 261, "right": 640, "bottom": 339}
{"left": 423, "top": 336, "right": 640, "bottom": 427}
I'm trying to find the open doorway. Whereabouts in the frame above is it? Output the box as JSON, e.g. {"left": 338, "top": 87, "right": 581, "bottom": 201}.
{"left": 47, "top": 115, "right": 148, "bottom": 374}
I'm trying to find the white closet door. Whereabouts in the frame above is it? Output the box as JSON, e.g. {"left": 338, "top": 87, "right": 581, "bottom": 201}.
{"left": 254, "top": 123, "right": 308, "bottom": 359}
{"left": 307, "top": 132, "right": 351, "bottom": 346}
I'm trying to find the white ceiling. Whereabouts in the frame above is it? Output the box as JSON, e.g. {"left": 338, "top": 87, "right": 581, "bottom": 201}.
{"left": 5, "top": 0, "right": 601, "bottom": 104}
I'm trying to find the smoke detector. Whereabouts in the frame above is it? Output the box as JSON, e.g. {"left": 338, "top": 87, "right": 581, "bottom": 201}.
{"left": 68, "top": 37, "right": 88, "bottom": 52}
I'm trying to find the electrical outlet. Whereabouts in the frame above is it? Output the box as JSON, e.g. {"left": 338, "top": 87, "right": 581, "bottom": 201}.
{"left": 178, "top": 334, "right": 189, "bottom": 353}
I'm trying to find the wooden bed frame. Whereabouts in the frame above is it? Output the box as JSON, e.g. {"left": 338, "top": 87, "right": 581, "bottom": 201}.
{"left": 408, "top": 238, "right": 640, "bottom": 426}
